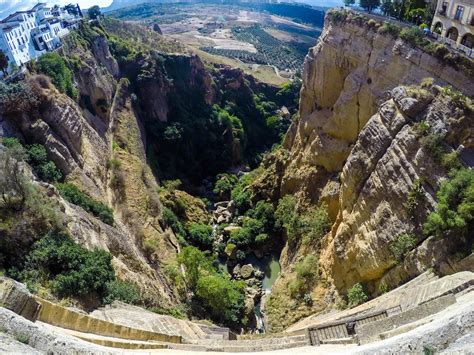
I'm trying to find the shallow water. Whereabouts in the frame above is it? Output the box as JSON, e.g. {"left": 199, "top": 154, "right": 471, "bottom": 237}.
{"left": 244, "top": 253, "right": 281, "bottom": 291}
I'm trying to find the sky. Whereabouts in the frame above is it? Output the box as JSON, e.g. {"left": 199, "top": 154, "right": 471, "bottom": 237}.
{"left": 0, "top": 0, "right": 344, "bottom": 21}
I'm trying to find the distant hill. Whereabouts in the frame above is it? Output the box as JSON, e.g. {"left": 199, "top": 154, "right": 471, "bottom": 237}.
{"left": 105, "top": 0, "right": 325, "bottom": 28}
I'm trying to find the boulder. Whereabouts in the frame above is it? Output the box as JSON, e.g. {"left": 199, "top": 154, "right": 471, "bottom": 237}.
{"left": 240, "top": 264, "right": 254, "bottom": 279}
{"left": 0, "top": 277, "right": 41, "bottom": 321}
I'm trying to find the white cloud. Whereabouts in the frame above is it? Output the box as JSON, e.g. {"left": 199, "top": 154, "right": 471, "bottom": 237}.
{"left": 0, "top": 0, "right": 113, "bottom": 19}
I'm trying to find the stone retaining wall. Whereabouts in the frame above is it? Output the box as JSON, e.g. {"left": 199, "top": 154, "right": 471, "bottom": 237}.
{"left": 357, "top": 294, "right": 456, "bottom": 344}
{"left": 0, "top": 277, "right": 41, "bottom": 321}
{"left": 35, "top": 298, "right": 181, "bottom": 344}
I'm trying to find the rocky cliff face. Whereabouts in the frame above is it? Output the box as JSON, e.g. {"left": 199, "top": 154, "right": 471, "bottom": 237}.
{"left": 0, "top": 26, "right": 212, "bottom": 307}
{"left": 257, "top": 11, "right": 473, "bottom": 330}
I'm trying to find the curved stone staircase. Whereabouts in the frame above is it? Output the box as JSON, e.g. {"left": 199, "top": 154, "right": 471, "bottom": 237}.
{"left": 1, "top": 270, "right": 474, "bottom": 353}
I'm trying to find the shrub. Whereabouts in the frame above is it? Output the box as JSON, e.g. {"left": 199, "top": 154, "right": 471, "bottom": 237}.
{"left": 196, "top": 274, "right": 246, "bottom": 327}
{"left": 103, "top": 280, "right": 141, "bottom": 305}
{"left": 36, "top": 53, "right": 77, "bottom": 99}
{"left": 367, "top": 19, "right": 377, "bottom": 27}
{"left": 26, "top": 144, "right": 62, "bottom": 183}
{"left": 421, "top": 134, "right": 445, "bottom": 161}
{"left": 177, "top": 246, "right": 214, "bottom": 289}
{"left": 400, "top": 26, "right": 429, "bottom": 47}
{"left": 347, "top": 283, "right": 369, "bottom": 308}
{"left": 37, "top": 161, "right": 63, "bottom": 183}
{"left": 56, "top": 183, "right": 114, "bottom": 225}
{"left": 231, "top": 174, "right": 254, "bottom": 214}
{"left": 378, "top": 21, "right": 401, "bottom": 36}
{"left": 246, "top": 200, "right": 274, "bottom": 230}
{"left": 162, "top": 207, "right": 186, "bottom": 239}
{"left": 27, "top": 144, "right": 47, "bottom": 165}
{"left": 15, "top": 334, "right": 29, "bottom": 344}
{"left": 275, "top": 195, "right": 300, "bottom": 241}
{"left": 213, "top": 173, "right": 238, "bottom": 200}
{"left": 187, "top": 223, "right": 214, "bottom": 249}
{"left": 405, "top": 179, "right": 424, "bottom": 218}
{"left": 424, "top": 168, "right": 474, "bottom": 239}
{"left": 289, "top": 254, "right": 317, "bottom": 299}
{"left": 441, "top": 151, "right": 462, "bottom": 171}
{"left": 420, "top": 77, "right": 434, "bottom": 88}
{"left": 302, "top": 204, "right": 331, "bottom": 244}
{"left": 390, "top": 233, "right": 417, "bottom": 261}
{"left": 22, "top": 232, "right": 115, "bottom": 299}
{"left": 412, "top": 120, "right": 430, "bottom": 137}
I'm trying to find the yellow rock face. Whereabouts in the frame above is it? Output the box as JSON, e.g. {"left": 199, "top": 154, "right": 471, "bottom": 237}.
{"left": 263, "top": 14, "right": 474, "bottom": 328}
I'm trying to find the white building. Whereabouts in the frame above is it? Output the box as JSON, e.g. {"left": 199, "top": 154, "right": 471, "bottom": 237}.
{"left": 431, "top": 0, "right": 474, "bottom": 48}
{"left": 0, "top": 3, "right": 82, "bottom": 74}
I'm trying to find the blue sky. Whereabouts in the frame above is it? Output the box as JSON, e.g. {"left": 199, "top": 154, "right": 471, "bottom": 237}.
{"left": 0, "top": 0, "right": 344, "bottom": 21}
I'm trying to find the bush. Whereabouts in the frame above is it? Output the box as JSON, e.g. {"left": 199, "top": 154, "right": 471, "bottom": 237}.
{"left": 275, "top": 195, "right": 300, "bottom": 241}
{"left": 246, "top": 200, "right": 275, "bottom": 231}
{"left": 187, "top": 223, "right": 214, "bottom": 249}
{"left": 103, "top": 280, "right": 141, "bottom": 305}
{"left": 347, "top": 283, "right": 369, "bottom": 308}
{"left": 196, "top": 274, "right": 246, "bottom": 327}
{"left": 56, "top": 183, "right": 114, "bottom": 225}
{"left": 302, "top": 204, "right": 331, "bottom": 244}
{"left": 405, "top": 179, "right": 424, "bottom": 218}
{"left": 26, "top": 144, "right": 62, "bottom": 183}
{"left": 162, "top": 207, "right": 186, "bottom": 239}
{"left": 400, "top": 26, "right": 429, "bottom": 47}
{"left": 289, "top": 254, "right": 317, "bottom": 299}
{"left": 424, "top": 168, "right": 474, "bottom": 239}
{"left": 36, "top": 53, "right": 77, "bottom": 99}
{"left": 213, "top": 173, "right": 238, "bottom": 200}
{"left": 231, "top": 174, "right": 254, "bottom": 214}
{"left": 390, "top": 233, "right": 417, "bottom": 261}
{"left": 21, "top": 232, "right": 115, "bottom": 299}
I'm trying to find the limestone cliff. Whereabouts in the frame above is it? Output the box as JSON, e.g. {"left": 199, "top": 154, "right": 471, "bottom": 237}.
{"left": 256, "top": 10, "right": 473, "bottom": 330}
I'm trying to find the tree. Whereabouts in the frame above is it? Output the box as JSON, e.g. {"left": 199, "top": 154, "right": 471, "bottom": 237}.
{"left": 0, "top": 51, "right": 8, "bottom": 76}
{"left": 359, "top": 0, "right": 381, "bottom": 13}
{"left": 344, "top": 0, "right": 356, "bottom": 6}
{"left": 88, "top": 5, "right": 101, "bottom": 20}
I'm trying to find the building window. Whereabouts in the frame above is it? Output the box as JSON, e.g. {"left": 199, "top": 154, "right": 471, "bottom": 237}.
{"left": 454, "top": 5, "right": 464, "bottom": 20}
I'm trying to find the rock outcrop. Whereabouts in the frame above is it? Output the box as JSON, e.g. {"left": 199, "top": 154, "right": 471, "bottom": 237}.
{"left": 256, "top": 10, "right": 474, "bottom": 330}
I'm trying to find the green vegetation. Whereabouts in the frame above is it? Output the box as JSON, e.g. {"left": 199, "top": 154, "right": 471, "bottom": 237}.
{"left": 288, "top": 254, "right": 318, "bottom": 299}
{"left": 88, "top": 5, "right": 101, "bottom": 19}
{"left": 187, "top": 223, "right": 214, "bottom": 250}
{"left": 405, "top": 179, "right": 425, "bottom": 218}
{"left": 424, "top": 168, "right": 474, "bottom": 239}
{"left": 399, "top": 26, "right": 429, "bottom": 47}
{"left": 56, "top": 183, "right": 114, "bottom": 225}
{"left": 213, "top": 173, "right": 238, "bottom": 200}
{"left": 15, "top": 334, "right": 29, "bottom": 344}
{"left": 275, "top": 195, "right": 330, "bottom": 245}
{"left": 177, "top": 246, "right": 246, "bottom": 327}
{"left": 347, "top": 283, "right": 369, "bottom": 308}
{"left": 2, "top": 139, "right": 62, "bottom": 184}
{"left": 36, "top": 53, "right": 77, "bottom": 99}
{"left": 390, "top": 233, "right": 418, "bottom": 261}
{"left": 202, "top": 25, "right": 308, "bottom": 71}
{"left": 0, "top": 50, "right": 8, "bottom": 75}
{"left": 103, "top": 280, "right": 141, "bottom": 305}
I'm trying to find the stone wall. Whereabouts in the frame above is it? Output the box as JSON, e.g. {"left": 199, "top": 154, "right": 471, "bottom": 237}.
{"left": 0, "top": 277, "right": 41, "bottom": 322}
{"left": 35, "top": 298, "right": 181, "bottom": 344}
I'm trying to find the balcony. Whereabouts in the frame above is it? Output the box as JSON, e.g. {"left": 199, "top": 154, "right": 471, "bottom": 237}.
{"left": 438, "top": 8, "right": 447, "bottom": 16}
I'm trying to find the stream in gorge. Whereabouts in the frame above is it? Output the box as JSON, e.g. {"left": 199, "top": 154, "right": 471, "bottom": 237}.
{"left": 217, "top": 253, "right": 281, "bottom": 333}
{"left": 212, "top": 200, "right": 281, "bottom": 333}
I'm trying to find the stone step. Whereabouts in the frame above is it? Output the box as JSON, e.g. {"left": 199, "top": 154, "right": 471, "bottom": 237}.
{"left": 203, "top": 340, "right": 310, "bottom": 352}
{"left": 320, "top": 337, "right": 357, "bottom": 345}
{"left": 190, "top": 334, "right": 308, "bottom": 347}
